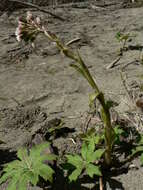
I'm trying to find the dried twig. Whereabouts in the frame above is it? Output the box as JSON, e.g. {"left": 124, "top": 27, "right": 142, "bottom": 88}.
{"left": 66, "top": 37, "right": 81, "bottom": 46}
{"left": 9, "top": 0, "right": 65, "bottom": 21}
{"left": 106, "top": 56, "right": 121, "bottom": 69}
{"left": 121, "top": 59, "right": 139, "bottom": 70}
{"left": 99, "top": 177, "right": 103, "bottom": 190}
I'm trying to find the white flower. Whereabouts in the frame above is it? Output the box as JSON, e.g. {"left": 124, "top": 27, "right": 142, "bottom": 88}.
{"left": 15, "top": 27, "right": 22, "bottom": 42}
{"left": 16, "top": 34, "right": 21, "bottom": 42}
{"left": 35, "top": 17, "right": 41, "bottom": 25}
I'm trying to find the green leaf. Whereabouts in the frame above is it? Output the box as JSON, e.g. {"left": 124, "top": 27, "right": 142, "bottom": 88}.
{"left": 89, "top": 92, "right": 99, "bottom": 106}
{"left": 132, "top": 146, "right": 143, "bottom": 156}
{"left": 80, "top": 129, "right": 101, "bottom": 145}
{"left": 43, "top": 154, "right": 57, "bottom": 161}
{"left": 27, "top": 172, "right": 39, "bottom": 186}
{"left": 88, "top": 138, "right": 95, "bottom": 153}
{"left": 139, "top": 135, "right": 143, "bottom": 145}
{"left": 90, "top": 149, "right": 105, "bottom": 162}
{"left": 114, "top": 126, "right": 124, "bottom": 135}
{"left": 34, "top": 154, "right": 57, "bottom": 166}
{"left": 17, "top": 174, "right": 29, "bottom": 190}
{"left": 94, "top": 135, "right": 101, "bottom": 144}
{"left": 86, "top": 163, "right": 102, "bottom": 178}
{"left": 0, "top": 142, "right": 56, "bottom": 189}
{"left": 66, "top": 155, "right": 83, "bottom": 168}
{"left": 30, "top": 142, "right": 50, "bottom": 157}
{"left": 39, "top": 164, "right": 54, "bottom": 182}
{"left": 140, "top": 153, "right": 143, "bottom": 165}
{"left": 69, "top": 167, "right": 83, "bottom": 182}
{"left": 6, "top": 177, "right": 18, "bottom": 190}
{"left": 17, "top": 147, "right": 28, "bottom": 161}
{"left": 81, "top": 141, "right": 96, "bottom": 163}
{"left": 4, "top": 160, "right": 21, "bottom": 172}
{"left": 81, "top": 142, "right": 88, "bottom": 161}
{"left": 47, "top": 120, "right": 64, "bottom": 133}
{"left": 70, "top": 64, "right": 85, "bottom": 77}
{"left": 115, "top": 32, "right": 121, "bottom": 41}
{"left": 0, "top": 171, "right": 14, "bottom": 184}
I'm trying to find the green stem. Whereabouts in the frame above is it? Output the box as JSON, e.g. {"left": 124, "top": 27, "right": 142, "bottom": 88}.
{"left": 43, "top": 30, "right": 115, "bottom": 165}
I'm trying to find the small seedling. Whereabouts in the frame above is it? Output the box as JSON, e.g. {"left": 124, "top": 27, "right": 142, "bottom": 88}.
{"left": 79, "top": 128, "right": 103, "bottom": 145}
{"left": 114, "top": 125, "right": 126, "bottom": 144}
{"left": 66, "top": 139, "right": 105, "bottom": 182}
{"left": 115, "top": 31, "right": 136, "bottom": 55}
{"left": 0, "top": 142, "right": 57, "bottom": 190}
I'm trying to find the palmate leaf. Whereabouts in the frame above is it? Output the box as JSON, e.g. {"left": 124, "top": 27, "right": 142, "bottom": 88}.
{"left": 69, "top": 167, "right": 83, "bottom": 182}
{"left": 0, "top": 142, "right": 56, "bottom": 190}
{"left": 66, "top": 155, "right": 83, "bottom": 168}
{"left": 86, "top": 163, "right": 102, "bottom": 178}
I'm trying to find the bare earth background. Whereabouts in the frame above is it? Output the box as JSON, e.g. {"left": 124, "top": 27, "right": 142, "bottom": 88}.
{"left": 0, "top": 0, "right": 143, "bottom": 189}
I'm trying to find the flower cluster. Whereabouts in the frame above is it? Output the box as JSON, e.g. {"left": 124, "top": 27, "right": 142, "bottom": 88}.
{"left": 15, "top": 11, "right": 42, "bottom": 43}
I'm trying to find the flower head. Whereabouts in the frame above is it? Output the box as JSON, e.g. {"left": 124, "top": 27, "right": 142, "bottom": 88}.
{"left": 15, "top": 12, "right": 42, "bottom": 43}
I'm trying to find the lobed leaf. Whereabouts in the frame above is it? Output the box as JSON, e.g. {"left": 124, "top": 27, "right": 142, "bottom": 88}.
{"left": 81, "top": 142, "right": 88, "bottom": 161}
{"left": 66, "top": 155, "right": 83, "bottom": 168}
{"left": 39, "top": 164, "right": 55, "bottom": 182}
{"left": 26, "top": 171, "right": 39, "bottom": 186}
{"left": 17, "top": 147, "right": 28, "bottom": 161}
{"left": 3, "top": 160, "right": 21, "bottom": 172}
{"left": 6, "top": 177, "right": 17, "bottom": 190}
{"left": 86, "top": 163, "right": 102, "bottom": 178}
{"left": 30, "top": 142, "right": 50, "bottom": 158}
{"left": 91, "top": 149, "right": 105, "bottom": 162}
{"left": 69, "top": 167, "right": 83, "bottom": 182}
{"left": 17, "top": 174, "right": 29, "bottom": 190}
{"left": 0, "top": 170, "right": 14, "bottom": 184}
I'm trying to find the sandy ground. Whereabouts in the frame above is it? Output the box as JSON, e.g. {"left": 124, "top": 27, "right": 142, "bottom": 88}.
{"left": 0, "top": 0, "right": 143, "bottom": 189}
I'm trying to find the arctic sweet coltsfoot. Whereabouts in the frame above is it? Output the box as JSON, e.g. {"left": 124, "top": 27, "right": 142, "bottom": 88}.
{"left": 15, "top": 11, "right": 115, "bottom": 166}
